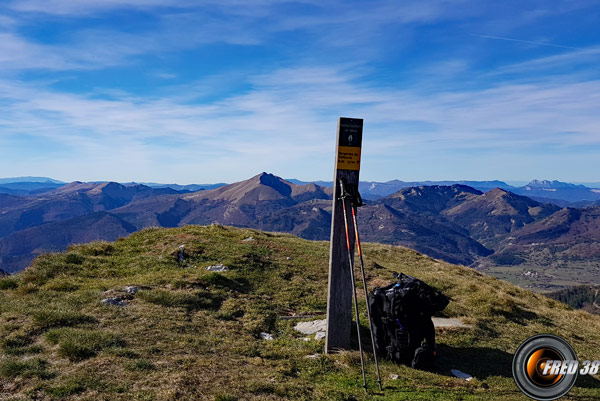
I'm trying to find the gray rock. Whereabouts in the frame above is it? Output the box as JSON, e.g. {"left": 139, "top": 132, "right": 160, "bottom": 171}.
{"left": 294, "top": 319, "right": 327, "bottom": 335}
{"left": 294, "top": 319, "right": 327, "bottom": 341}
{"left": 102, "top": 297, "right": 126, "bottom": 307}
{"left": 124, "top": 286, "right": 140, "bottom": 294}
{"left": 432, "top": 317, "right": 472, "bottom": 328}
{"left": 206, "top": 263, "right": 229, "bottom": 272}
{"left": 242, "top": 237, "right": 255, "bottom": 242}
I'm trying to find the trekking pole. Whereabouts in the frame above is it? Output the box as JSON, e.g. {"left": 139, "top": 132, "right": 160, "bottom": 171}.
{"left": 351, "top": 204, "right": 383, "bottom": 391}
{"left": 339, "top": 179, "right": 367, "bottom": 391}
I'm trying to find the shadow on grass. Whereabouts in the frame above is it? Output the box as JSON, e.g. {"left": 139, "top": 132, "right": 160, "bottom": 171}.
{"left": 574, "top": 373, "right": 600, "bottom": 390}
{"left": 348, "top": 328, "right": 600, "bottom": 390}
{"left": 200, "top": 272, "right": 251, "bottom": 293}
{"left": 436, "top": 344, "right": 600, "bottom": 389}
{"left": 436, "top": 344, "right": 513, "bottom": 379}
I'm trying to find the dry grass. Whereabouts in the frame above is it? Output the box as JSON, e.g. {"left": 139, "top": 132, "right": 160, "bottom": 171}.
{"left": 0, "top": 224, "right": 599, "bottom": 400}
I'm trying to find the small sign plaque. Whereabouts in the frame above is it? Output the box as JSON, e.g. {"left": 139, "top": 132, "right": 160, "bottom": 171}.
{"left": 337, "top": 146, "right": 361, "bottom": 170}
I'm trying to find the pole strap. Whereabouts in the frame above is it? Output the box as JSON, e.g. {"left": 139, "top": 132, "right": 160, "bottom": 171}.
{"left": 338, "top": 178, "right": 363, "bottom": 207}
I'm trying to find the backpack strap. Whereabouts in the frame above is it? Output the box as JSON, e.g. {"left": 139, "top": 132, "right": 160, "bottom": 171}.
{"left": 423, "top": 317, "right": 435, "bottom": 349}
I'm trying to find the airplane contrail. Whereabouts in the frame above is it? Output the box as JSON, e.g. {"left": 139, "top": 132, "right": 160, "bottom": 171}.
{"left": 470, "top": 34, "right": 582, "bottom": 50}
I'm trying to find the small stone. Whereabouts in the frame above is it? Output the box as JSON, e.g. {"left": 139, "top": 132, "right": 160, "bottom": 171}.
{"left": 389, "top": 374, "right": 400, "bottom": 380}
{"left": 314, "top": 332, "right": 325, "bottom": 340}
{"left": 102, "top": 297, "right": 126, "bottom": 307}
{"left": 286, "top": 256, "right": 292, "bottom": 260}
{"left": 301, "top": 337, "right": 311, "bottom": 342}
{"left": 124, "top": 286, "right": 140, "bottom": 294}
{"left": 242, "top": 237, "right": 255, "bottom": 242}
{"left": 259, "top": 332, "right": 274, "bottom": 341}
{"left": 305, "top": 354, "right": 320, "bottom": 359}
{"left": 206, "top": 263, "right": 229, "bottom": 272}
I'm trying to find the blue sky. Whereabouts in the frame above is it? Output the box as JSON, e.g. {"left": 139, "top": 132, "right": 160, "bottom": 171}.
{"left": 0, "top": 1, "right": 599, "bottom": 184}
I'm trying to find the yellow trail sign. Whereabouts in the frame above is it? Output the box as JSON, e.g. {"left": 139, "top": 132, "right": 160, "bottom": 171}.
{"left": 337, "top": 146, "right": 361, "bottom": 171}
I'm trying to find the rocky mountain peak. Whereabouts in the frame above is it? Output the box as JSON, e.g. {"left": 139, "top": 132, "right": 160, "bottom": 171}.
{"left": 527, "top": 179, "right": 584, "bottom": 189}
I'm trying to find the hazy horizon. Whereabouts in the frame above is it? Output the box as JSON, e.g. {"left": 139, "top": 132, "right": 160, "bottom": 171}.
{"left": 1, "top": 174, "right": 599, "bottom": 188}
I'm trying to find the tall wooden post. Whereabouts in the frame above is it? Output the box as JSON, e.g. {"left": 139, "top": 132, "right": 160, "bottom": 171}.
{"left": 325, "top": 117, "right": 363, "bottom": 353}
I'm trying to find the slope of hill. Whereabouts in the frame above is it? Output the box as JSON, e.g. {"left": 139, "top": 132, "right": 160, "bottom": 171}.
{"left": 187, "top": 172, "right": 331, "bottom": 204}
{"left": 0, "top": 181, "right": 65, "bottom": 196}
{"left": 0, "top": 182, "right": 179, "bottom": 239}
{"left": 0, "top": 225, "right": 599, "bottom": 400}
{"left": 377, "top": 184, "right": 483, "bottom": 214}
{"left": 494, "top": 207, "right": 600, "bottom": 261}
{"left": 353, "top": 203, "right": 492, "bottom": 265}
{"left": 546, "top": 285, "right": 600, "bottom": 315}
{"left": 41, "top": 181, "right": 179, "bottom": 205}
{"left": 442, "top": 188, "right": 560, "bottom": 247}
{"left": 527, "top": 196, "right": 573, "bottom": 208}
{"left": 477, "top": 207, "right": 600, "bottom": 291}
{"left": 370, "top": 185, "right": 559, "bottom": 251}
{"left": 139, "top": 182, "right": 227, "bottom": 191}
{"left": 0, "top": 193, "right": 29, "bottom": 209}
{"left": 573, "top": 200, "right": 600, "bottom": 208}
{"left": 0, "top": 212, "right": 137, "bottom": 273}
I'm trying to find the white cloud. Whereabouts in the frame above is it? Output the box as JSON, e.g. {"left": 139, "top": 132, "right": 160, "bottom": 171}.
{"left": 490, "top": 46, "right": 600, "bottom": 76}
{"left": 1, "top": 63, "right": 599, "bottom": 182}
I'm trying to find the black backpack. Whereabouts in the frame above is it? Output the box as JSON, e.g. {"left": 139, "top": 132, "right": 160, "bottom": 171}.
{"left": 368, "top": 273, "right": 449, "bottom": 370}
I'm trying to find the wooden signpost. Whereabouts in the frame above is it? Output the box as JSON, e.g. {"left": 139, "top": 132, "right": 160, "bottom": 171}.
{"left": 325, "top": 117, "right": 363, "bottom": 352}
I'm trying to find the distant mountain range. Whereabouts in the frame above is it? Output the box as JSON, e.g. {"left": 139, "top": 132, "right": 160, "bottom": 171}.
{"left": 0, "top": 177, "right": 65, "bottom": 184}
{"left": 3, "top": 176, "right": 600, "bottom": 204}
{"left": 2, "top": 173, "right": 600, "bottom": 291}
{"left": 0, "top": 177, "right": 225, "bottom": 196}
{"left": 288, "top": 178, "right": 600, "bottom": 205}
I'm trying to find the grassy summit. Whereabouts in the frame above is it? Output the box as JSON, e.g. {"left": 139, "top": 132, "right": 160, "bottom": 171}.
{"left": 0, "top": 225, "right": 599, "bottom": 400}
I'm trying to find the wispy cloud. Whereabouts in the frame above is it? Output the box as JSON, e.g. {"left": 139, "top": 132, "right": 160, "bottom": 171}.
{"left": 490, "top": 46, "right": 600, "bottom": 76}
{"left": 1, "top": 63, "right": 599, "bottom": 181}
{"left": 470, "top": 34, "right": 583, "bottom": 50}
{"left": 0, "top": 1, "right": 479, "bottom": 73}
